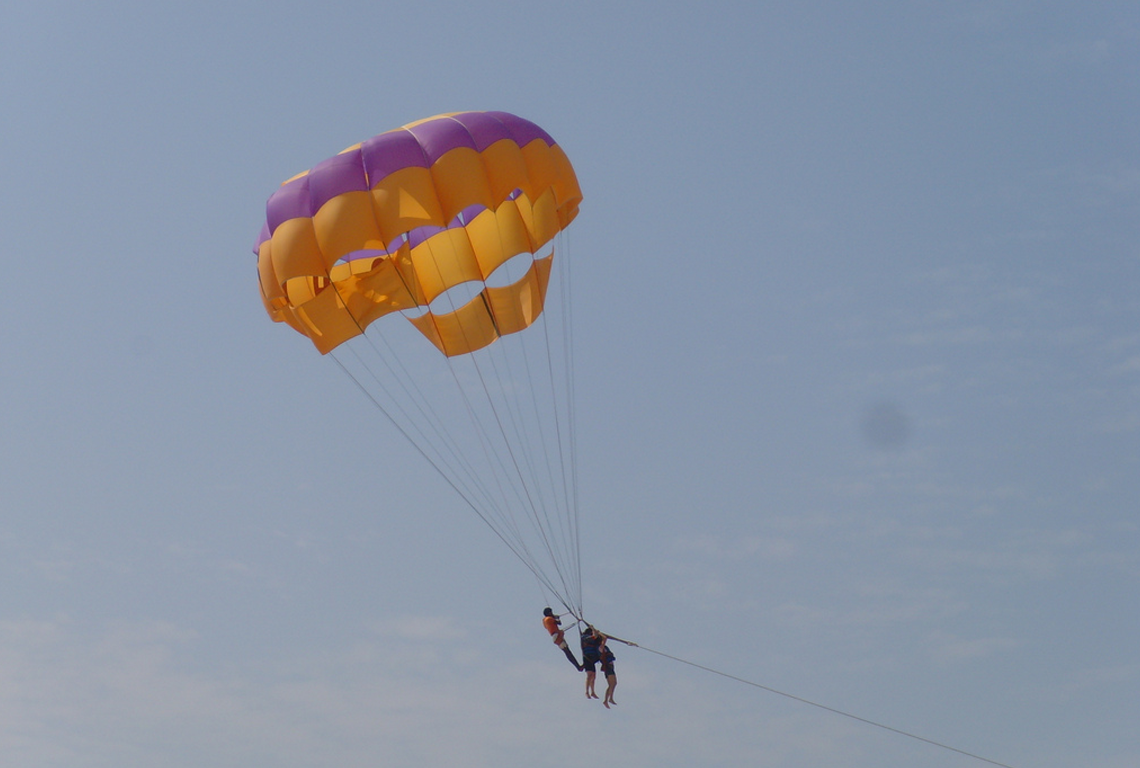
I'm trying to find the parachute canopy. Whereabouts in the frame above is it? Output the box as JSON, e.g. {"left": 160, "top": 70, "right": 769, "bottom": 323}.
{"left": 253, "top": 112, "right": 586, "bottom": 617}
{"left": 254, "top": 111, "right": 582, "bottom": 356}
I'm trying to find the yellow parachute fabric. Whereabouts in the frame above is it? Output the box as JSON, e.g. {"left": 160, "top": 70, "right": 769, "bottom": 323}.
{"left": 254, "top": 111, "right": 582, "bottom": 355}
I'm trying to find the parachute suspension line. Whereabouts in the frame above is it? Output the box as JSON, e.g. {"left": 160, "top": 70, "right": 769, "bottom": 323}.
{"left": 327, "top": 349, "right": 547, "bottom": 587}
{"left": 530, "top": 567, "right": 556, "bottom": 609}
{"left": 402, "top": 236, "right": 547, "bottom": 566}
{"left": 328, "top": 291, "right": 567, "bottom": 606}
{"left": 430, "top": 209, "right": 583, "bottom": 614}
{"left": 535, "top": 222, "right": 582, "bottom": 616}
{"left": 477, "top": 317, "right": 578, "bottom": 610}
{"left": 406, "top": 230, "right": 579, "bottom": 612}
{"left": 527, "top": 307, "right": 581, "bottom": 616}
{"left": 498, "top": 211, "right": 583, "bottom": 615}
{"left": 553, "top": 228, "right": 583, "bottom": 613}
{"left": 528, "top": 235, "right": 581, "bottom": 616}
{"left": 477, "top": 286, "right": 576, "bottom": 610}
{"left": 424, "top": 265, "right": 554, "bottom": 580}
{"left": 444, "top": 236, "right": 578, "bottom": 612}
{"left": 438, "top": 345, "right": 553, "bottom": 580}
{"left": 345, "top": 334, "right": 503, "bottom": 521}
{"left": 620, "top": 640, "right": 1017, "bottom": 768}
{"left": 505, "top": 289, "right": 565, "bottom": 549}
{"left": 336, "top": 254, "right": 512, "bottom": 530}
{"left": 531, "top": 563, "right": 578, "bottom": 624}
{"left": 435, "top": 347, "right": 563, "bottom": 600}
{"left": 449, "top": 342, "right": 577, "bottom": 615}
{"left": 323, "top": 290, "right": 474, "bottom": 509}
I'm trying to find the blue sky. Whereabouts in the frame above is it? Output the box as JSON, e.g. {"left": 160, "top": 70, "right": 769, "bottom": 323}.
{"left": 2, "top": 1, "right": 1138, "bottom": 766}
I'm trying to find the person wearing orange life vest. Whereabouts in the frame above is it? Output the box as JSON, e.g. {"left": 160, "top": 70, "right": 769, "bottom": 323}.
{"left": 543, "top": 607, "right": 583, "bottom": 671}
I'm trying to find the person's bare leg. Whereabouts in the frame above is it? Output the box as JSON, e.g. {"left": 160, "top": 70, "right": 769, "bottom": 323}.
{"left": 603, "top": 674, "right": 616, "bottom": 707}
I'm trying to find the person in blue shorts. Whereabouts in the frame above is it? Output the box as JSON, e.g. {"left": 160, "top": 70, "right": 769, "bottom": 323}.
{"left": 600, "top": 644, "right": 617, "bottom": 708}
{"left": 580, "top": 626, "right": 603, "bottom": 699}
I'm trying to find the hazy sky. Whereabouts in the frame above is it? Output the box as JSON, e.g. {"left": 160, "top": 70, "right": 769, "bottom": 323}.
{"left": 2, "top": 2, "right": 1137, "bottom": 767}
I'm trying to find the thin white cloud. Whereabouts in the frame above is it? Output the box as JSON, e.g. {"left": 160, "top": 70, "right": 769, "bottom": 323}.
{"left": 0, "top": 617, "right": 896, "bottom": 768}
